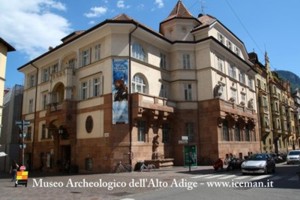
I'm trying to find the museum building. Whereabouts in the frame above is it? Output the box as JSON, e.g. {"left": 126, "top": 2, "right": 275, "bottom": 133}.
{"left": 18, "top": 1, "right": 260, "bottom": 173}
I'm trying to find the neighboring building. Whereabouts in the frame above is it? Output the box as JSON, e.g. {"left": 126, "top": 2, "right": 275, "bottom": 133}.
{"left": 0, "top": 38, "right": 15, "bottom": 170}
{"left": 292, "top": 89, "right": 300, "bottom": 149}
{"left": 18, "top": 1, "right": 260, "bottom": 173}
{"left": 0, "top": 38, "right": 15, "bottom": 138}
{"left": 0, "top": 85, "right": 24, "bottom": 172}
{"left": 250, "top": 52, "right": 273, "bottom": 153}
{"left": 251, "top": 52, "right": 298, "bottom": 153}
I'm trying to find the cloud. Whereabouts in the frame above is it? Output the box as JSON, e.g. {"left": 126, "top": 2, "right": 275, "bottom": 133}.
{"left": 154, "top": 0, "right": 164, "bottom": 8}
{"left": 84, "top": 6, "right": 108, "bottom": 18}
{"left": 117, "top": 0, "right": 130, "bottom": 9}
{"left": 0, "top": 0, "right": 71, "bottom": 59}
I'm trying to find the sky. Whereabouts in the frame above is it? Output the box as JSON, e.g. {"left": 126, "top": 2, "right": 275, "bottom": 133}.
{"left": 1, "top": 0, "right": 300, "bottom": 88}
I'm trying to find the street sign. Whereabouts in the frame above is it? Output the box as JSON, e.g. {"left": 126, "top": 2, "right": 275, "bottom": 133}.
{"left": 181, "top": 136, "right": 188, "bottom": 141}
{"left": 15, "top": 120, "right": 30, "bottom": 126}
{"left": 178, "top": 140, "right": 188, "bottom": 144}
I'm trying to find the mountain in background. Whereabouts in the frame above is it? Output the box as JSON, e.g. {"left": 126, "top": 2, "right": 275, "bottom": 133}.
{"left": 275, "top": 70, "right": 300, "bottom": 92}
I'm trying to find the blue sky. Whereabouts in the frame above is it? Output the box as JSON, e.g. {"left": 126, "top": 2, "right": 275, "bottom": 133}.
{"left": 1, "top": 0, "right": 300, "bottom": 88}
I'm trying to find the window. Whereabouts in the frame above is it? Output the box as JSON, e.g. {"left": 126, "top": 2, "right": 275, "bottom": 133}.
{"left": 230, "top": 88, "right": 237, "bottom": 102}
{"left": 248, "top": 78, "right": 253, "bottom": 89}
{"left": 222, "top": 120, "right": 229, "bottom": 141}
{"left": 93, "top": 78, "right": 101, "bottom": 97}
{"left": 29, "top": 74, "right": 36, "bottom": 88}
{"left": 185, "top": 122, "right": 194, "bottom": 142}
{"left": 42, "top": 68, "right": 49, "bottom": 82}
{"left": 226, "top": 40, "right": 232, "bottom": 50}
{"left": 25, "top": 126, "right": 32, "bottom": 141}
{"left": 94, "top": 44, "right": 101, "bottom": 61}
{"left": 217, "top": 57, "right": 224, "bottom": 72}
{"left": 137, "top": 120, "right": 146, "bottom": 142}
{"left": 81, "top": 49, "right": 91, "bottom": 66}
{"left": 52, "top": 63, "right": 59, "bottom": 73}
{"left": 183, "top": 54, "right": 191, "bottom": 69}
{"left": 184, "top": 84, "right": 192, "bottom": 101}
{"left": 228, "top": 64, "right": 236, "bottom": 79}
{"left": 239, "top": 72, "right": 246, "bottom": 84}
{"left": 218, "top": 33, "right": 224, "bottom": 44}
{"left": 162, "top": 123, "right": 169, "bottom": 143}
{"left": 68, "top": 58, "right": 76, "bottom": 69}
{"left": 132, "top": 43, "right": 146, "bottom": 61}
{"left": 234, "top": 124, "right": 241, "bottom": 141}
{"left": 42, "top": 94, "right": 47, "bottom": 109}
{"left": 263, "top": 97, "right": 268, "bottom": 111}
{"left": 29, "top": 99, "right": 34, "bottom": 113}
{"left": 235, "top": 46, "right": 240, "bottom": 56}
{"left": 41, "top": 124, "right": 46, "bottom": 139}
{"left": 132, "top": 74, "right": 147, "bottom": 94}
{"left": 241, "top": 93, "right": 246, "bottom": 104}
{"left": 160, "top": 53, "right": 167, "bottom": 69}
{"left": 81, "top": 82, "right": 88, "bottom": 100}
{"left": 257, "top": 79, "right": 261, "bottom": 89}
{"left": 159, "top": 84, "right": 168, "bottom": 98}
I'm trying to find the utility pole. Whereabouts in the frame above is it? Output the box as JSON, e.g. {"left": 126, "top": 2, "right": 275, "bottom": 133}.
{"left": 16, "top": 120, "right": 30, "bottom": 165}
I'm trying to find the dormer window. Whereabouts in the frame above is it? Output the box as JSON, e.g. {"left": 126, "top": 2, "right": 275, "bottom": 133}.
{"left": 218, "top": 33, "right": 224, "bottom": 44}
{"left": 226, "top": 40, "right": 232, "bottom": 50}
{"left": 235, "top": 46, "right": 240, "bottom": 56}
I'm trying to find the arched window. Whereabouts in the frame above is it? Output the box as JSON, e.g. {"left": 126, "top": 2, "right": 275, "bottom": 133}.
{"left": 234, "top": 123, "right": 240, "bottom": 141}
{"left": 222, "top": 120, "right": 229, "bottom": 141}
{"left": 132, "top": 74, "right": 147, "bottom": 94}
{"left": 132, "top": 43, "right": 146, "bottom": 61}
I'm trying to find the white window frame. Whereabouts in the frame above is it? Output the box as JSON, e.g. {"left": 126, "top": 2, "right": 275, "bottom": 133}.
{"left": 93, "top": 77, "right": 101, "bottom": 97}
{"left": 81, "top": 81, "right": 88, "bottom": 100}
{"left": 184, "top": 83, "right": 192, "bottom": 101}
{"left": 228, "top": 64, "right": 236, "bottom": 79}
{"left": 160, "top": 53, "right": 167, "bottom": 69}
{"left": 132, "top": 43, "right": 146, "bottom": 62}
{"left": 132, "top": 74, "right": 147, "bottom": 94}
{"left": 217, "top": 57, "right": 224, "bottom": 72}
{"left": 94, "top": 44, "right": 101, "bottom": 61}
{"left": 81, "top": 49, "right": 91, "bottom": 67}
{"left": 218, "top": 33, "right": 224, "bottom": 44}
{"left": 183, "top": 54, "right": 191, "bottom": 69}
{"left": 42, "top": 68, "right": 49, "bottom": 82}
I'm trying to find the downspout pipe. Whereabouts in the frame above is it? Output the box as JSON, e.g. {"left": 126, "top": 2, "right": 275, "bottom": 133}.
{"left": 30, "top": 62, "right": 39, "bottom": 171}
{"left": 128, "top": 22, "right": 138, "bottom": 171}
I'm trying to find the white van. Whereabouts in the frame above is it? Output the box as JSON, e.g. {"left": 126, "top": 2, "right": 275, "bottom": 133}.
{"left": 286, "top": 150, "right": 300, "bottom": 164}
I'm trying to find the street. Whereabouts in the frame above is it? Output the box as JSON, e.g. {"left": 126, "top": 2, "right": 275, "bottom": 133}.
{"left": 0, "top": 163, "right": 299, "bottom": 200}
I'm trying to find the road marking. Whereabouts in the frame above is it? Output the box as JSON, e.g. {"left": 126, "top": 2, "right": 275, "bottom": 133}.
{"left": 219, "top": 175, "right": 237, "bottom": 180}
{"left": 249, "top": 175, "right": 272, "bottom": 181}
{"left": 191, "top": 174, "right": 213, "bottom": 179}
{"left": 288, "top": 176, "right": 299, "bottom": 181}
{"left": 268, "top": 176, "right": 282, "bottom": 181}
{"left": 205, "top": 174, "right": 225, "bottom": 179}
{"left": 233, "top": 175, "right": 251, "bottom": 180}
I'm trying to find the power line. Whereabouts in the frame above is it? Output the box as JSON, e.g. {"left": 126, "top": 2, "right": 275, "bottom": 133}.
{"left": 224, "top": 0, "right": 264, "bottom": 56}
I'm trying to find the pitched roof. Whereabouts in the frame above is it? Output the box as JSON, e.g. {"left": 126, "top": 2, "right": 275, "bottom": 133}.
{"left": 112, "top": 13, "right": 133, "bottom": 21}
{"left": 0, "top": 37, "right": 15, "bottom": 52}
{"left": 164, "top": 0, "right": 193, "bottom": 21}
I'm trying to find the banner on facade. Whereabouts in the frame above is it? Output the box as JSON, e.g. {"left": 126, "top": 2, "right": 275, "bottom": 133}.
{"left": 112, "top": 59, "right": 129, "bottom": 124}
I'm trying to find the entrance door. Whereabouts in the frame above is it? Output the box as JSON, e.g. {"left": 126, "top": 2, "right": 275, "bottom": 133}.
{"left": 61, "top": 145, "right": 71, "bottom": 172}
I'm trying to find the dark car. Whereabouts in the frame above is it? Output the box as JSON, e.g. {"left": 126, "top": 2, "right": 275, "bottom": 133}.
{"left": 241, "top": 153, "right": 276, "bottom": 174}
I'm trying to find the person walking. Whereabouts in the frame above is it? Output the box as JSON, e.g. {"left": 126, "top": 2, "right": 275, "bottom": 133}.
{"left": 9, "top": 160, "right": 19, "bottom": 182}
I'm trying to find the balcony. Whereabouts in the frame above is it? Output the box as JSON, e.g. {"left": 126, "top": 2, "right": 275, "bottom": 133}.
{"left": 131, "top": 93, "right": 174, "bottom": 120}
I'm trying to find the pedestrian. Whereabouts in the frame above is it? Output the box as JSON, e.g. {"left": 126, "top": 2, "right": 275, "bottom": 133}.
{"left": 9, "top": 160, "right": 19, "bottom": 182}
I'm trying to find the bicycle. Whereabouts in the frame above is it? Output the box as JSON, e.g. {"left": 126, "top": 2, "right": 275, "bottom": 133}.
{"left": 114, "top": 161, "right": 132, "bottom": 173}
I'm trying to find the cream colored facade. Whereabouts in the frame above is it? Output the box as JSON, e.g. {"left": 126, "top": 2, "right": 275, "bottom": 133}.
{"left": 19, "top": 1, "right": 261, "bottom": 172}
{"left": 0, "top": 38, "right": 15, "bottom": 137}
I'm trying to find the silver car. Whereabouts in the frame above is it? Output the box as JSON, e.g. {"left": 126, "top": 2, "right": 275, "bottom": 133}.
{"left": 241, "top": 153, "right": 275, "bottom": 174}
{"left": 286, "top": 150, "right": 300, "bottom": 164}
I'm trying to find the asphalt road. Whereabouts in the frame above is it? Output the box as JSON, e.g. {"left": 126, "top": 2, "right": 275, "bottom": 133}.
{"left": 0, "top": 163, "right": 299, "bottom": 200}
{"left": 126, "top": 163, "right": 300, "bottom": 200}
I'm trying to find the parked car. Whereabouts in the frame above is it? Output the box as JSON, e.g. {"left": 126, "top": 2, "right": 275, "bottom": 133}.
{"left": 241, "top": 153, "right": 275, "bottom": 174}
{"left": 286, "top": 150, "right": 300, "bottom": 164}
